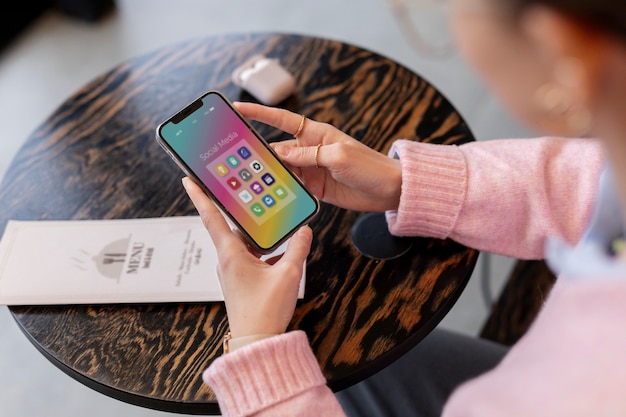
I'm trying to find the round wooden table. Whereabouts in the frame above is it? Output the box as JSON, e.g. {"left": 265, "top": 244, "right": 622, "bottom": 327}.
{"left": 0, "top": 33, "right": 477, "bottom": 414}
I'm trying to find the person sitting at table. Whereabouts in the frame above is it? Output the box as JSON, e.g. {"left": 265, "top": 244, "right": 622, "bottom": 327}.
{"left": 182, "top": 0, "right": 626, "bottom": 415}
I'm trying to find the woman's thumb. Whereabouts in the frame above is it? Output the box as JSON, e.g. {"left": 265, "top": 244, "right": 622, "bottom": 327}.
{"left": 275, "top": 144, "right": 319, "bottom": 168}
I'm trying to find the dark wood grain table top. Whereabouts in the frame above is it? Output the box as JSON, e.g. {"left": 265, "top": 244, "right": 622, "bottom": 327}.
{"left": 0, "top": 33, "right": 477, "bottom": 414}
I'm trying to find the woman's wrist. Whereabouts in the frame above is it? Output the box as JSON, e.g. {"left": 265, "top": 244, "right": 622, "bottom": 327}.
{"left": 388, "top": 157, "right": 403, "bottom": 210}
{"left": 223, "top": 332, "right": 280, "bottom": 353}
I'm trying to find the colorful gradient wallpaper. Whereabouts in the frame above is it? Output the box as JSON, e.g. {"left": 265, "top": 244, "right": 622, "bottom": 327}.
{"left": 157, "top": 91, "right": 318, "bottom": 251}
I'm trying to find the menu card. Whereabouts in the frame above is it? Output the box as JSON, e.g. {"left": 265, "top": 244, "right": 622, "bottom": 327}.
{"left": 0, "top": 216, "right": 304, "bottom": 305}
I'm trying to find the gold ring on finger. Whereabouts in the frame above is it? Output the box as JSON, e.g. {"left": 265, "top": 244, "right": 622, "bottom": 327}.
{"left": 314, "top": 143, "right": 322, "bottom": 169}
{"left": 294, "top": 114, "right": 306, "bottom": 140}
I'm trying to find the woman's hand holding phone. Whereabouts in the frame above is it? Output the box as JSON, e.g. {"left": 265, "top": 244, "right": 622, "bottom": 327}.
{"left": 176, "top": 99, "right": 400, "bottom": 341}
{"left": 183, "top": 177, "right": 313, "bottom": 339}
{"left": 234, "top": 102, "right": 403, "bottom": 213}
{"left": 156, "top": 91, "right": 319, "bottom": 255}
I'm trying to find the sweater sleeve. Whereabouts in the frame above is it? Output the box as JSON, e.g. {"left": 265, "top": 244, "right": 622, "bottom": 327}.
{"left": 442, "top": 276, "right": 626, "bottom": 417}
{"left": 386, "top": 137, "right": 605, "bottom": 259}
{"left": 203, "top": 331, "right": 346, "bottom": 417}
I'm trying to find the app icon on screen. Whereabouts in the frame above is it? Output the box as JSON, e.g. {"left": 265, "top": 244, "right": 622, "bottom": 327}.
{"left": 250, "top": 181, "right": 264, "bottom": 194}
{"left": 262, "top": 195, "right": 276, "bottom": 207}
{"left": 238, "top": 146, "right": 252, "bottom": 160}
{"left": 226, "top": 155, "right": 240, "bottom": 167}
{"left": 261, "top": 173, "right": 275, "bottom": 186}
{"left": 227, "top": 177, "right": 241, "bottom": 190}
{"left": 239, "top": 169, "right": 252, "bottom": 182}
{"left": 250, "top": 160, "right": 263, "bottom": 173}
{"left": 214, "top": 163, "right": 229, "bottom": 176}
{"left": 238, "top": 189, "right": 253, "bottom": 203}
{"left": 250, "top": 203, "right": 265, "bottom": 216}
{"left": 274, "top": 186, "right": 287, "bottom": 199}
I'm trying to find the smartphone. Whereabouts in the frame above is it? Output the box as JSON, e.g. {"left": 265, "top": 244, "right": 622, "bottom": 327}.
{"left": 156, "top": 90, "right": 320, "bottom": 254}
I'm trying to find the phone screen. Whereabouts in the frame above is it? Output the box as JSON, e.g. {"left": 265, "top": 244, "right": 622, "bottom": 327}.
{"left": 156, "top": 91, "right": 319, "bottom": 252}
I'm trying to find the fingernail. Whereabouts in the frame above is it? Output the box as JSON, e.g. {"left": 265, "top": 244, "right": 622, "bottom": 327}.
{"left": 181, "top": 177, "right": 191, "bottom": 191}
{"left": 299, "top": 225, "right": 313, "bottom": 239}
{"left": 274, "top": 145, "right": 289, "bottom": 157}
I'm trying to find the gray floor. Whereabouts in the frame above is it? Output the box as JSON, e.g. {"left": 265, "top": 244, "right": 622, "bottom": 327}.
{"left": 0, "top": 1, "right": 531, "bottom": 415}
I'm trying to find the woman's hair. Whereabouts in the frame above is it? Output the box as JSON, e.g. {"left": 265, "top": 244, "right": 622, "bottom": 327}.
{"left": 509, "top": 0, "right": 626, "bottom": 40}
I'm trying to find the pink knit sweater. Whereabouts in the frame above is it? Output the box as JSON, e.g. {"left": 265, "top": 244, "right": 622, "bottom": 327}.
{"left": 205, "top": 137, "right": 626, "bottom": 416}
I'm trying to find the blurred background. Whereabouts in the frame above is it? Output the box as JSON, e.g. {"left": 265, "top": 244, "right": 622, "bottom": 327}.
{"left": 0, "top": 0, "right": 531, "bottom": 415}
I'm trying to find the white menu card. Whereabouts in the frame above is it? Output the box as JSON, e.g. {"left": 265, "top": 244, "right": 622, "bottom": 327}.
{"left": 0, "top": 216, "right": 304, "bottom": 305}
